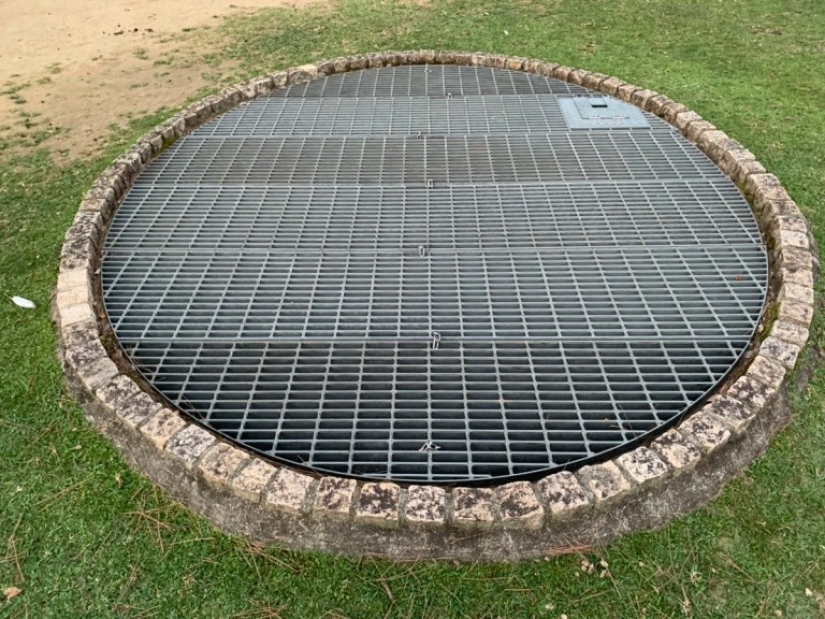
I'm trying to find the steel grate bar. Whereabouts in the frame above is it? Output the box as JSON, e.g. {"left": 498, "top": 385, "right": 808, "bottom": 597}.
{"left": 137, "top": 132, "right": 713, "bottom": 186}
{"left": 200, "top": 95, "right": 573, "bottom": 137}
{"left": 105, "top": 181, "right": 762, "bottom": 252}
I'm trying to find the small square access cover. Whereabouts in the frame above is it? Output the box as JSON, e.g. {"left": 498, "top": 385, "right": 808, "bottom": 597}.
{"left": 559, "top": 96, "right": 651, "bottom": 129}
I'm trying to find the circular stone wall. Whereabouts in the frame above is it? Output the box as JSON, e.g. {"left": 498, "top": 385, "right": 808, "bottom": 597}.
{"left": 55, "top": 51, "right": 816, "bottom": 561}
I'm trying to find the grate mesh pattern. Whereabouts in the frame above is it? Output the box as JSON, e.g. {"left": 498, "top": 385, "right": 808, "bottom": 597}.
{"left": 270, "top": 65, "right": 592, "bottom": 98}
{"left": 138, "top": 132, "right": 715, "bottom": 186}
{"left": 200, "top": 95, "right": 569, "bottom": 137}
{"left": 102, "top": 66, "right": 768, "bottom": 483}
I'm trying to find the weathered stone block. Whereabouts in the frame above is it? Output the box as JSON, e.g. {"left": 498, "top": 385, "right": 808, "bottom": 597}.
{"left": 684, "top": 119, "right": 716, "bottom": 142}
{"left": 772, "top": 316, "right": 811, "bottom": 348}
{"left": 232, "top": 458, "right": 278, "bottom": 503}
{"left": 264, "top": 467, "right": 315, "bottom": 514}
{"left": 778, "top": 283, "right": 814, "bottom": 307}
{"left": 650, "top": 430, "right": 701, "bottom": 470}
{"left": 581, "top": 72, "right": 608, "bottom": 90}
{"left": 726, "top": 376, "right": 774, "bottom": 413}
{"left": 598, "top": 76, "right": 625, "bottom": 97}
{"left": 404, "top": 485, "right": 447, "bottom": 526}
{"left": 78, "top": 357, "right": 119, "bottom": 393}
{"left": 614, "top": 83, "right": 638, "bottom": 103}
{"left": 332, "top": 56, "right": 349, "bottom": 73}
{"left": 56, "top": 285, "right": 91, "bottom": 313}
{"left": 315, "top": 58, "right": 335, "bottom": 75}
{"left": 660, "top": 100, "right": 689, "bottom": 125}
{"left": 117, "top": 392, "right": 164, "bottom": 431}
{"left": 675, "top": 110, "right": 702, "bottom": 132}
{"left": 776, "top": 245, "right": 814, "bottom": 272}
{"left": 678, "top": 413, "right": 730, "bottom": 453}
{"left": 57, "top": 267, "right": 89, "bottom": 293}
{"left": 552, "top": 65, "right": 575, "bottom": 82}
{"left": 747, "top": 355, "right": 786, "bottom": 390}
{"left": 730, "top": 159, "right": 767, "bottom": 185}
{"left": 576, "top": 461, "right": 631, "bottom": 502}
{"left": 646, "top": 93, "right": 675, "bottom": 116}
{"left": 615, "top": 447, "right": 669, "bottom": 485}
{"left": 356, "top": 482, "right": 401, "bottom": 527}
{"left": 748, "top": 173, "right": 791, "bottom": 207}
{"left": 313, "top": 476, "right": 357, "bottom": 518}
{"left": 139, "top": 408, "right": 186, "bottom": 450}
{"left": 536, "top": 472, "right": 591, "bottom": 515}
{"left": 490, "top": 55, "right": 507, "bottom": 69}
{"left": 64, "top": 337, "right": 108, "bottom": 369}
{"left": 165, "top": 424, "right": 216, "bottom": 469}
{"left": 630, "top": 88, "right": 657, "bottom": 110}
{"left": 96, "top": 374, "right": 143, "bottom": 412}
{"left": 198, "top": 443, "right": 249, "bottom": 488}
{"left": 451, "top": 487, "right": 495, "bottom": 528}
{"left": 566, "top": 69, "right": 587, "bottom": 85}
{"left": 536, "top": 61, "right": 559, "bottom": 77}
{"left": 705, "top": 395, "right": 758, "bottom": 434}
{"left": 760, "top": 335, "right": 801, "bottom": 369}
{"left": 523, "top": 59, "right": 542, "bottom": 73}
{"left": 779, "top": 227, "right": 812, "bottom": 251}
{"left": 496, "top": 482, "right": 543, "bottom": 529}
{"left": 348, "top": 55, "right": 368, "bottom": 70}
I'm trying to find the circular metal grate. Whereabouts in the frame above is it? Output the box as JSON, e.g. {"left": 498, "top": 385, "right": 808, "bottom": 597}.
{"left": 101, "top": 65, "right": 767, "bottom": 483}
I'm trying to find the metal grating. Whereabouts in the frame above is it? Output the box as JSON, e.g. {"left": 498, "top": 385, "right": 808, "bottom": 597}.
{"left": 101, "top": 65, "right": 768, "bottom": 483}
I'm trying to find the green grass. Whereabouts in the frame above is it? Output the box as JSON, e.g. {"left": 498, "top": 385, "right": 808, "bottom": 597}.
{"left": 2, "top": 0, "right": 825, "bottom": 617}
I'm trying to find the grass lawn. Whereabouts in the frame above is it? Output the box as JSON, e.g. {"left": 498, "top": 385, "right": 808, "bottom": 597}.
{"left": 2, "top": 0, "right": 825, "bottom": 617}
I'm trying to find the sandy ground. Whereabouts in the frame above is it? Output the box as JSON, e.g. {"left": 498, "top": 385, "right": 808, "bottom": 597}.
{"left": 0, "top": 0, "right": 319, "bottom": 159}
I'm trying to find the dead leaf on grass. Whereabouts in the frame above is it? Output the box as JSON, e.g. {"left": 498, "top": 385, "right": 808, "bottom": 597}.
{"left": 3, "top": 586, "right": 22, "bottom": 600}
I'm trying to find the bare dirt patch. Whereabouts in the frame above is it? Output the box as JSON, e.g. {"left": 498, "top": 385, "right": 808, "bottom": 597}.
{"left": 0, "top": 0, "right": 323, "bottom": 160}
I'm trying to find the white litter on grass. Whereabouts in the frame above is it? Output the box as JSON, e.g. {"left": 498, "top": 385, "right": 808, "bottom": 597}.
{"left": 11, "top": 296, "right": 36, "bottom": 309}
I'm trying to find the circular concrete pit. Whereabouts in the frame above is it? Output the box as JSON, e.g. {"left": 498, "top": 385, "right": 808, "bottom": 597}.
{"left": 56, "top": 52, "right": 815, "bottom": 561}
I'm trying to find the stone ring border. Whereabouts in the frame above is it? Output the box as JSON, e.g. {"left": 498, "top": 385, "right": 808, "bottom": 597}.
{"left": 54, "top": 51, "right": 817, "bottom": 562}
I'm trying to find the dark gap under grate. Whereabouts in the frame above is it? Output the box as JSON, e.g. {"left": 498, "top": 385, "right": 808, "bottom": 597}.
{"left": 102, "top": 65, "right": 767, "bottom": 483}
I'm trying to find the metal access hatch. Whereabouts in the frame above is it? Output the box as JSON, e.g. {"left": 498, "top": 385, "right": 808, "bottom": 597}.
{"left": 101, "top": 65, "right": 767, "bottom": 483}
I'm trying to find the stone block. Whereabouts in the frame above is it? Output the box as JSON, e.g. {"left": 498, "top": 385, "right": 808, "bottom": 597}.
{"left": 778, "top": 283, "right": 814, "bottom": 307}
{"left": 165, "top": 424, "right": 216, "bottom": 469}
{"left": 117, "top": 392, "right": 164, "bottom": 431}
{"left": 496, "top": 482, "right": 543, "bottom": 529}
{"left": 630, "top": 88, "right": 657, "bottom": 109}
{"left": 678, "top": 413, "right": 730, "bottom": 453}
{"left": 536, "top": 472, "right": 591, "bottom": 515}
{"left": 650, "top": 430, "right": 701, "bottom": 470}
{"left": 615, "top": 447, "right": 669, "bottom": 485}
{"left": 404, "top": 485, "right": 447, "bottom": 526}
{"left": 705, "top": 395, "right": 758, "bottom": 434}
{"left": 232, "top": 458, "right": 278, "bottom": 503}
{"left": 760, "top": 335, "right": 801, "bottom": 369}
{"left": 614, "top": 83, "right": 638, "bottom": 103}
{"left": 581, "top": 72, "right": 608, "bottom": 90}
{"left": 778, "top": 266, "right": 814, "bottom": 289}
{"left": 139, "top": 408, "right": 187, "bottom": 450}
{"left": 451, "top": 487, "right": 495, "bottom": 528}
{"left": 726, "top": 376, "right": 774, "bottom": 412}
{"left": 598, "top": 76, "right": 625, "bottom": 97}
{"left": 313, "top": 476, "right": 357, "bottom": 518}
{"left": 771, "top": 316, "right": 811, "bottom": 348}
{"left": 356, "top": 482, "right": 401, "bottom": 527}
{"left": 264, "top": 467, "right": 315, "bottom": 514}
{"left": 684, "top": 119, "right": 716, "bottom": 142}
{"left": 78, "top": 357, "right": 119, "bottom": 393}
{"left": 747, "top": 355, "right": 786, "bottom": 390}
{"left": 576, "top": 461, "right": 631, "bottom": 502}
{"left": 675, "top": 110, "right": 702, "bottom": 132}
{"left": 198, "top": 443, "right": 249, "bottom": 488}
